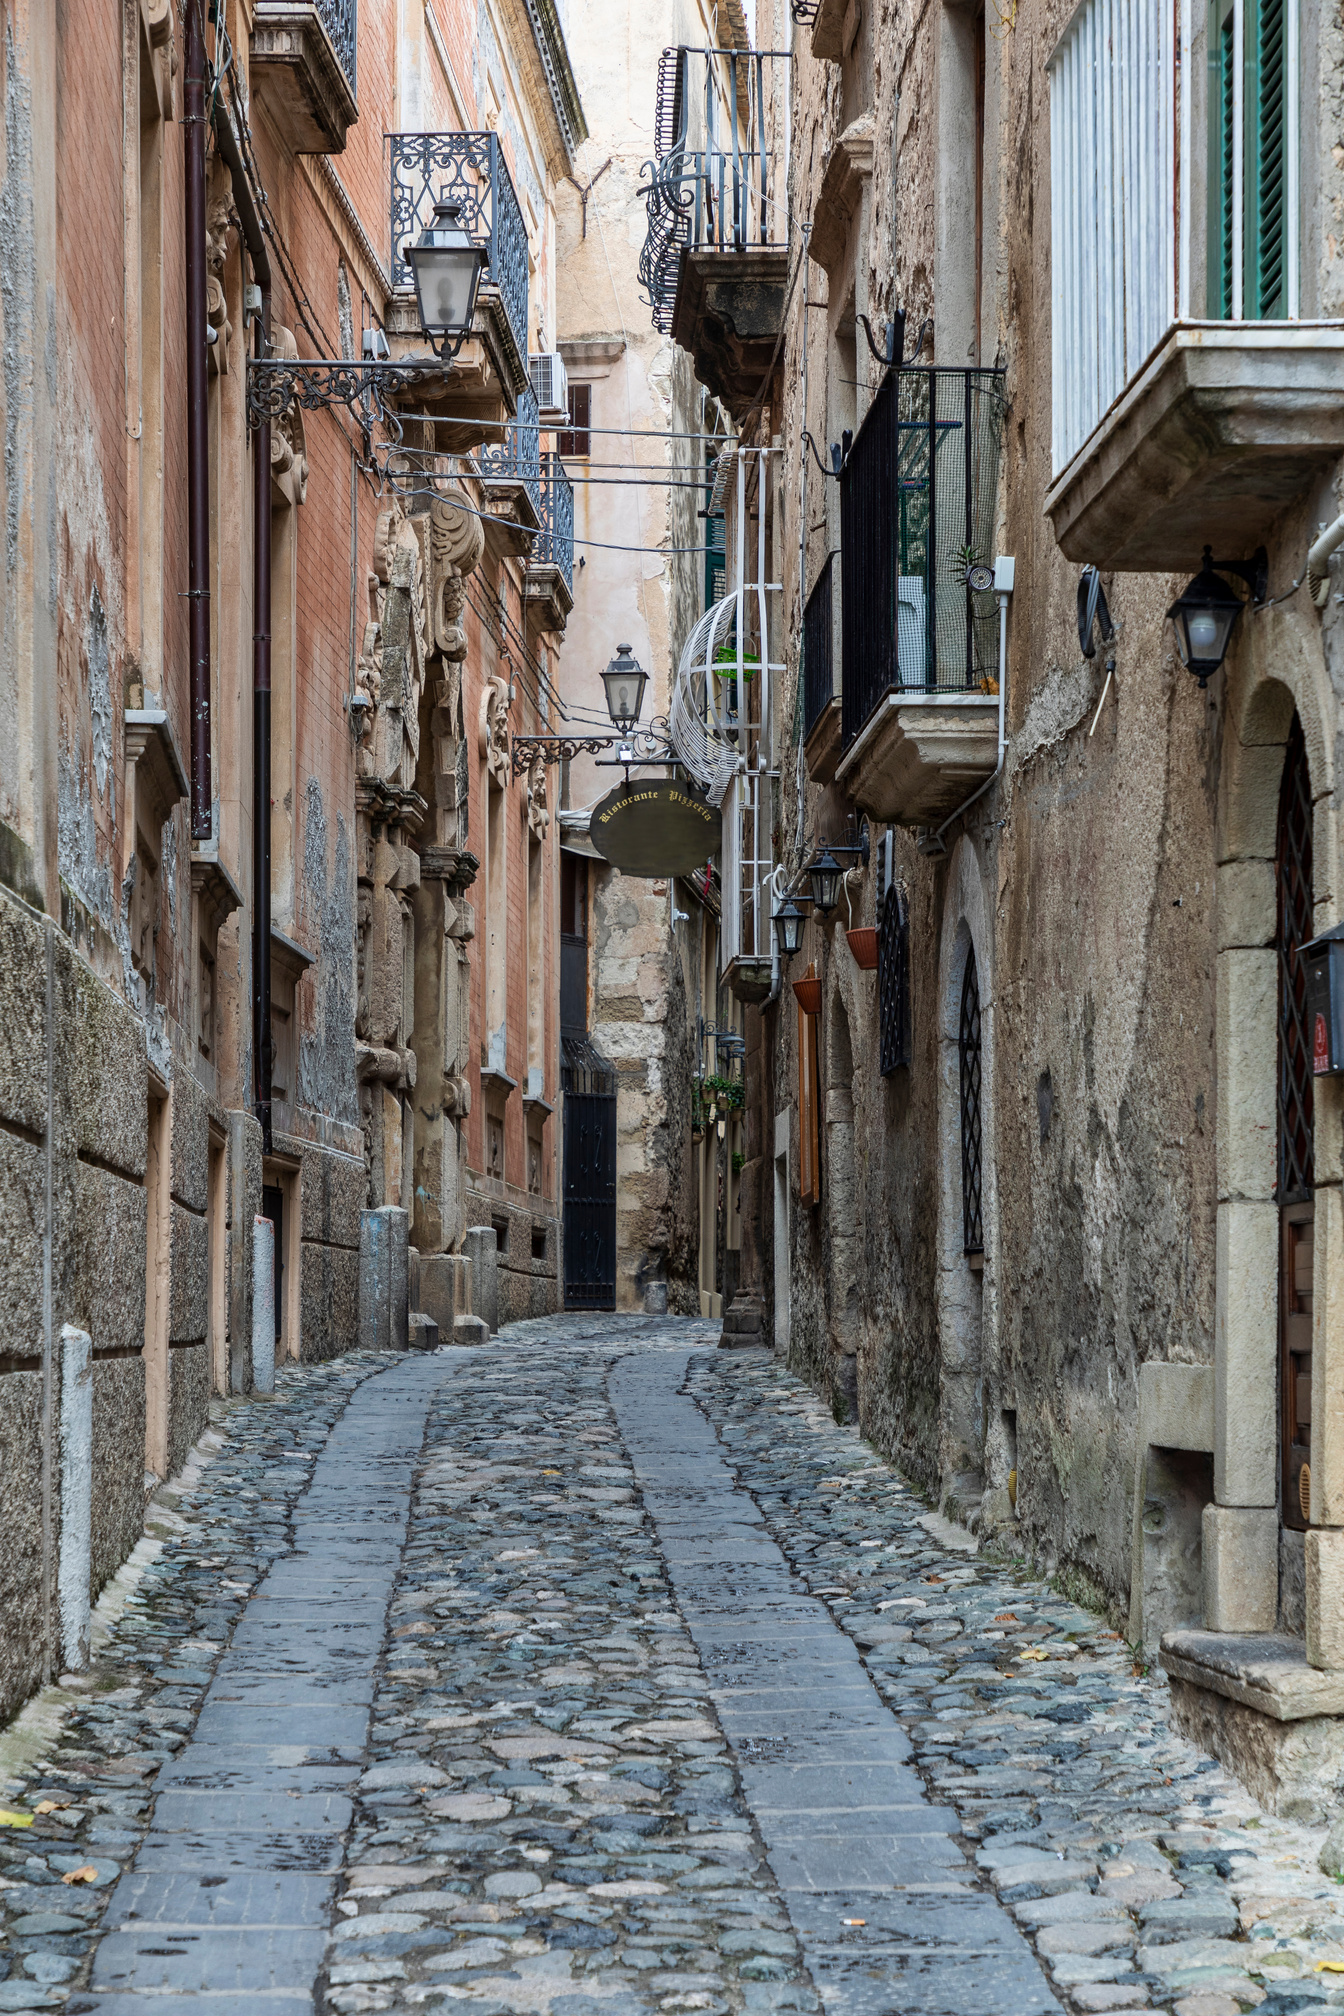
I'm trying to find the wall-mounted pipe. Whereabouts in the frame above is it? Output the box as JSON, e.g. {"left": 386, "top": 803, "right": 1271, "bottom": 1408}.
{"left": 184, "top": 0, "right": 211, "bottom": 839}
{"left": 1308, "top": 514, "right": 1344, "bottom": 607}
{"left": 211, "top": 108, "right": 273, "bottom": 1151}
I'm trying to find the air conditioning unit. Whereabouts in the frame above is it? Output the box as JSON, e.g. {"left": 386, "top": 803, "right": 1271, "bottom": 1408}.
{"left": 529, "top": 350, "right": 569, "bottom": 424}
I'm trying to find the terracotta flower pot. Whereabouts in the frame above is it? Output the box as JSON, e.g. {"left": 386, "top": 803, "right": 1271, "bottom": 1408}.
{"left": 846, "top": 927, "right": 879, "bottom": 971}
{"left": 792, "top": 974, "right": 822, "bottom": 1015}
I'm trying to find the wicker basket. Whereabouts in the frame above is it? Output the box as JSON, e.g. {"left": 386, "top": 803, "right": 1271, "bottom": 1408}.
{"left": 846, "top": 927, "right": 879, "bottom": 971}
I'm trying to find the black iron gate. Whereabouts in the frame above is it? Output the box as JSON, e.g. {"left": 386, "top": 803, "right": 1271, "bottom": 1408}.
{"left": 562, "top": 1036, "right": 617, "bottom": 1309}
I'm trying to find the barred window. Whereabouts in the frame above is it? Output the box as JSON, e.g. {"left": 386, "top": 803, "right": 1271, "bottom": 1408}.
{"left": 959, "top": 948, "right": 984, "bottom": 1254}
{"left": 878, "top": 882, "right": 910, "bottom": 1075}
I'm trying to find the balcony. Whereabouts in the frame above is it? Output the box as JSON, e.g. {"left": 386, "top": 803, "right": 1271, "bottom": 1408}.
{"left": 250, "top": 0, "right": 357, "bottom": 154}
{"left": 640, "top": 47, "right": 790, "bottom": 418}
{"left": 478, "top": 383, "right": 541, "bottom": 559}
{"left": 525, "top": 454, "right": 574, "bottom": 634}
{"left": 1045, "top": 323, "right": 1344, "bottom": 572}
{"left": 385, "top": 132, "right": 530, "bottom": 448}
{"left": 834, "top": 367, "right": 1007, "bottom": 828}
{"left": 802, "top": 554, "right": 840, "bottom": 783}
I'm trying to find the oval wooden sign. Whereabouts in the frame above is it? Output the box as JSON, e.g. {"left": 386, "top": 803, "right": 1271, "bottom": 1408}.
{"left": 589, "top": 780, "right": 721, "bottom": 877}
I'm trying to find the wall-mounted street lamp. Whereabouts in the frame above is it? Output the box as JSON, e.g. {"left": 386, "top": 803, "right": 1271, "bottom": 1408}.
{"left": 406, "top": 199, "right": 488, "bottom": 362}
{"left": 1166, "top": 545, "right": 1268, "bottom": 688}
{"left": 511, "top": 642, "right": 672, "bottom": 777}
{"left": 773, "top": 895, "right": 807, "bottom": 958}
{"left": 807, "top": 846, "right": 844, "bottom": 915}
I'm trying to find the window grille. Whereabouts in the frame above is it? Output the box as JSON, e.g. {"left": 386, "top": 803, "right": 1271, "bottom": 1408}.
{"left": 878, "top": 882, "right": 911, "bottom": 1075}
{"left": 1048, "top": 0, "right": 1176, "bottom": 472}
{"left": 839, "top": 368, "right": 1005, "bottom": 750}
{"left": 1277, "top": 712, "right": 1313, "bottom": 1204}
{"left": 958, "top": 949, "right": 984, "bottom": 1254}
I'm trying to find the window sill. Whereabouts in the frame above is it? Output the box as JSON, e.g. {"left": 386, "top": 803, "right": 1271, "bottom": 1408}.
{"left": 1046, "top": 321, "right": 1344, "bottom": 572}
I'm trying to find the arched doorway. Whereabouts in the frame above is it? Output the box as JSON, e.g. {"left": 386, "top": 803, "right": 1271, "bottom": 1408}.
{"left": 1277, "top": 713, "right": 1314, "bottom": 1530}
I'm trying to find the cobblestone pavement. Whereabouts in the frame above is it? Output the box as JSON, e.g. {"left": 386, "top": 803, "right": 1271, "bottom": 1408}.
{"left": 3, "top": 1317, "right": 1344, "bottom": 2016}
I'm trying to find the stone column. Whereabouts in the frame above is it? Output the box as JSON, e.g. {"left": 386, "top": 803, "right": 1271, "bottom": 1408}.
{"left": 411, "top": 848, "right": 477, "bottom": 1256}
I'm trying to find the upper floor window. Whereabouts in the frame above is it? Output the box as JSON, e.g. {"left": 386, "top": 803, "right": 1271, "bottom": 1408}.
{"left": 1048, "top": 0, "right": 1299, "bottom": 472}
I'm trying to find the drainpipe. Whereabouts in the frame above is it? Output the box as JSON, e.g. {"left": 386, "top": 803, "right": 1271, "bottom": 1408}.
{"left": 211, "top": 108, "right": 273, "bottom": 1151}
{"left": 184, "top": 0, "right": 211, "bottom": 839}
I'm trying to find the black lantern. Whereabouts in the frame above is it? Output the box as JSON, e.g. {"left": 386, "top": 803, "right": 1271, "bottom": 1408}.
{"left": 406, "top": 200, "right": 488, "bottom": 360}
{"left": 773, "top": 896, "right": 806, "bottom": 957}
{"left": 808, "top": 846, "right": 844, "bottom": 915}
{"left": 602, "top": 642, "right": 649, "bottom": 733}
{"left": 1166, "top": 548, "right": 1248, "bottom": 688}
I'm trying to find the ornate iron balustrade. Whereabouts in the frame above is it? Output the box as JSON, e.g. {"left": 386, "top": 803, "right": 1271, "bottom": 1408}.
{"left": 317, "top": 0, "right": 357, "bottom": 90}
{"left": 478, "top": 381, "right": 541, "bottom": 521}
{"left": 802, "top": 554, "right": 833, "bottom": 742}
{"left": 639, "top": 46, "right": 790, "bottom": 334}
{"left": 389, "top": 131, "right": 529, "bottom": 362}
{"left": 536, "top": 453, "right": 574, "bottom": 592}
{"left": 840, "top": 366, "right": 1007, "bottom": 749}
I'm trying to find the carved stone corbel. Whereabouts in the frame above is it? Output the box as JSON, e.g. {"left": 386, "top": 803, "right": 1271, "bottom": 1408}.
{"left": 478, "top": 676, "right": 511, "bottom": 791}
{"left": 526, "top": 757, "right": 549, "bottom": 841}
{"left": 269, "top": 325, "right": 309, "bottom": 506}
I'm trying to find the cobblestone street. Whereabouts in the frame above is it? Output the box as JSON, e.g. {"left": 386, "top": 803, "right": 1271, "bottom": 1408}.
{"left": 3, "top": 1318, "right": 1343, "bottom": 2016}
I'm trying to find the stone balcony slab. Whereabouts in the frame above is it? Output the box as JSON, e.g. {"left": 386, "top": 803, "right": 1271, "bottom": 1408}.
{"left": 834, "top": 692, "right": 1001, "bottom": 827}
{"left": 1045, "top": 322, "right": 1344, "bottom": 572}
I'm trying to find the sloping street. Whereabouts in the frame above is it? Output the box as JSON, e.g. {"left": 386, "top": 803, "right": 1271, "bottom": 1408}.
{"left": 0, "top": 1321, "right": 1336, "bottom": 2016}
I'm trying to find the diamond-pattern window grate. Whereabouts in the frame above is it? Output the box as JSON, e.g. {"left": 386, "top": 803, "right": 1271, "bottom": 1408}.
{"left": 878, "top": 882, "right": 911, "bottom": 1076}
{"left": 1277, "top": 712, "right": 1314, "bottom": 1204}
{"left": 959, "top": 948, "right": 984, "bottom": 1255}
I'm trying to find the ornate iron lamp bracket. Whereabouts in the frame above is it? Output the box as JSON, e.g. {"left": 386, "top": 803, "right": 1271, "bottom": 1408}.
{"left": 510, "top": 719, "right": 675, "bottom": 779}
{"left": 245, "top": 356, "right": 446, "bottom": 431}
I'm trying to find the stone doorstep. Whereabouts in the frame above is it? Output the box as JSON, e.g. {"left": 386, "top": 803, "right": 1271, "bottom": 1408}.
{"left": 1159, "top": 1630, "right": 1344, "bottom": 1720}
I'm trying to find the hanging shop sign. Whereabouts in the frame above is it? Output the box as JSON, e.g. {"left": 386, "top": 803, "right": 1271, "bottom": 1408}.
{"left": 1302, "top": 923, "right": 1344, "bottom": 1075}
{"left": 589, "top": 780, "right": 721, "bottom": 878}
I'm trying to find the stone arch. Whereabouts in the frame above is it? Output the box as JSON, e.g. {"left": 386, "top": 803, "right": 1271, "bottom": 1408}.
{"left": 1209, "top": 634, "right": 1339, "bottom": 1643}
{"left": 826, "top": 973, "right": 861, "bottom": 1414}
{"left": 934, "top": 835, "right": 998, "bottom": 1514}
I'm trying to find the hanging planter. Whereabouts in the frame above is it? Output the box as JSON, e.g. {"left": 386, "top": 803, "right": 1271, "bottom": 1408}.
{"left": 792, "top": 972, "right": 822, "bottom": 1015}
{"left": 846, "top": 927, "right": 879, "bottom": 971}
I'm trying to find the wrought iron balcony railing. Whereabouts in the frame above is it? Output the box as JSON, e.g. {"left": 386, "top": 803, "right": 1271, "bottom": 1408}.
{"left": 317, "top": 0, "right": 357, "bottom": 90}
{"left": 840, "top": 367, "right": 1007, "bottom": 750}
{"left": 479, "top": 381, "right": 541, "bottom": 521}
{"left": 802, "top": 554, "right": 834, "bottom": 743}
{"left": 535, "top": 453, "right": 574, "bottom": 593}
{"left": 390, "top": 132, "right": 529, "bottom": 365}
{"left": 639, "top": 46, "right": 790, "bottom": 335}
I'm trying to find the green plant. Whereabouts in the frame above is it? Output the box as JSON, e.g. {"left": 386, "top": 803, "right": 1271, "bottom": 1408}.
{"left": 731, "top": 1150, "right": 745, "bottom": 1174}
{"left": 701, "top": 1073, "right": 744, "bottom": 1111}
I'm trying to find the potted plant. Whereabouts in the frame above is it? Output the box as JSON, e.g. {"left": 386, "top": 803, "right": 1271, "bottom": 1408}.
{"left": 792, "top": 960, "right": 822, "bottom": 1015}
{"left": 846, "top": 926, "right": 879, "bottom": 970}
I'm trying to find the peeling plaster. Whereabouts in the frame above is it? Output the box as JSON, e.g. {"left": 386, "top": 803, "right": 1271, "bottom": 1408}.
{"left": 88, "top": 583, "right": 111, "bottom": 802}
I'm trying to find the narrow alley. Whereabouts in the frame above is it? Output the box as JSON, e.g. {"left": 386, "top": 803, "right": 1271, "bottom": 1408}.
{"left": 0, "top": 1321, "right": 1333, "bottom": 2016}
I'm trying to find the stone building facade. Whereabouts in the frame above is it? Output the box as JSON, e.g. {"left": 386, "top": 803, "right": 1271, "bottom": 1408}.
{"left": 0, "top": 0, "right": 579, "bottom": 1722}
{"left": 649, "top": 0, "right": 1344, "bottom": 1808}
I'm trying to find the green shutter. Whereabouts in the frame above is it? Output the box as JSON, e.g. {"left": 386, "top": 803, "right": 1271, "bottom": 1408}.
{"left": 1246, "top": 0, "right": 1288, "bottom": 318}
{"left": 1208, "top": 3, "right": 1235, "bottom": 319}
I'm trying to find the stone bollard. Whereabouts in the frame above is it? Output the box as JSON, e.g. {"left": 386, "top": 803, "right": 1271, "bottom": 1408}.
{"left": 58, "top": 1325, "right": 93, "bottom": 1672}
{"left": 463, "top": 1225, "right": 499, "bottom": 1335}
{"left": 253, "top": 1215, "right": 276, "bottom": 1393}
{"left": 359, "top": 1206, "right": 410, "bottom": 1351}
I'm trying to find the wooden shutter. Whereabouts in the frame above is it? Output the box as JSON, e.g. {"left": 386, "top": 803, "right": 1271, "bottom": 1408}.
{"left": 559, "top": 382, "right": 590, "bottom": 459}
{"left": 1246, "top": 0, "right": 1288, "bottom": 317}
{"left": 1208, "top": 2, "right": 1236, "bottom": 319}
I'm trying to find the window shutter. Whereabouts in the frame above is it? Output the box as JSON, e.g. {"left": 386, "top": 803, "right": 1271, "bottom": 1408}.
{"left": 1209, "top": 4, "right": 1235, "bottom": 319}
{"left": 1246, "top": 0, "right": 1288, "bottom": 317}
{"left": 797, "top": 975, "right": 821, "bottom": 1206}
{"left": 559, "top": 383, "right": 590, "bottom": 459}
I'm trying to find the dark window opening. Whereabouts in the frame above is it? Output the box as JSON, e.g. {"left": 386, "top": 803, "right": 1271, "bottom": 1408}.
{"left": 959, "top": 947, "right": 984, "bottom": 1255}
{"left": 559, "top": 381, "right": 591, "bottom": 459}
{"left": 531, "top": 1223, "right": 547, "bottom": 1260}
{"left": 878, "top": 880, "right": 911, "bottom": 1075}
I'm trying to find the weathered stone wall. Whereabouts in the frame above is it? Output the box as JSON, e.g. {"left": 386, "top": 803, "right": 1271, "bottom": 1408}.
{"left": 753, "top": 0, "right": 1344, "bottom": 1631}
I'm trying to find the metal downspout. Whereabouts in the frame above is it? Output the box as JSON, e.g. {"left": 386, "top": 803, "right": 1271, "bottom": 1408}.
{"left": 210, "top": 106, "right": 274, "bottom": 1151}
{"left": 185, "top": 0, "right": 211, "bottom": 839}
